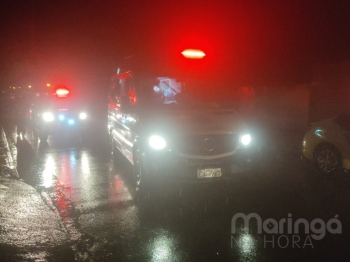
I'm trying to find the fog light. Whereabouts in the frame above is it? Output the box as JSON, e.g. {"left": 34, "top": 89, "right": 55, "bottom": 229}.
{"left": 149, "top": 135, "right": 166, "bottom": 150}
{"left": 240, "top": 134, "right": 251, "bottom": 146}
{"left": 59, "top": 114, "right": 65, "bottom": 121}
{"left": 42, "top": 112, "right": 54, "bottom": 122}
{"left": 79, "top": 112, "right": 87, "bottom": 120}
{"left": 68, "top": 119, "right": 75, "bottom": 125}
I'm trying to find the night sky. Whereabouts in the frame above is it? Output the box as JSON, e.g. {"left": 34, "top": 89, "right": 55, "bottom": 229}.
{"left": 1, "top": 0, "right": 350, "bottom": 89}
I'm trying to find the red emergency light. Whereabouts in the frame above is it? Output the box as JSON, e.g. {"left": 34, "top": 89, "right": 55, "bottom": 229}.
{"left": 55, "top": 88, "right": 70, "bottom": 97}
{"left": 181, "top": 49, "right": 206, "bottom": 59}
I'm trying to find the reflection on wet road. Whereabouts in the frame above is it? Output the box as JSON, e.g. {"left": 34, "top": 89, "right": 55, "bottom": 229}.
{"left": 7, "top": 124, "right": 350, "bottom": 261}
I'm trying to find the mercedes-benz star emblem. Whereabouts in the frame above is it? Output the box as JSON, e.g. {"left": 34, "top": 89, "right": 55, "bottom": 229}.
{"left": 203, "top": 138, "right": 216, "bottom": 152}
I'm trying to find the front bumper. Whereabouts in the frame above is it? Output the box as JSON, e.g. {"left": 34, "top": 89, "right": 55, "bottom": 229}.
{"left": 141, "top": 148, "right": 258, "bottom": 183}
{"left": 34, "top": 119, "right": 88, "bottom": 133}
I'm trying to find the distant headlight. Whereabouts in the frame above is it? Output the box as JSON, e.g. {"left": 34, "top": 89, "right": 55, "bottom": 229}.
{"left": 42, "top": 112, "right": 54, "bottom": 122}
{"left": 240, "top": 134, "right": 252, "bottom": 146}
{"left": 149, "top": 135, "right": 166, "bottom": 150}
{"left": 79, "top": 112, "right": 87, "bottom": 120}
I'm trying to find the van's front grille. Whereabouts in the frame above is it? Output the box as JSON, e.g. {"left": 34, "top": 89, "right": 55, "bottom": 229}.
{"left": 173, "top": 134, "right": 238, "bottom": 156}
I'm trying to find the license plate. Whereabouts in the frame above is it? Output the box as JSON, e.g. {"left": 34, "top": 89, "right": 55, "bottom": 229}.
{"left": 197, "top": 168, "right": 222, "bottom": 178}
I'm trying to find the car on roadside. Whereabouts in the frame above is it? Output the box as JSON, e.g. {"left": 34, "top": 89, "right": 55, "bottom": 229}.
{"left": 108, "top": 53, "right": 260, "bottom": 191}
{"left": 302, "top": 112, "right": 350, "bottom": 175}
{"left": 30, "top": 86, "right": 89, "bottom": 141}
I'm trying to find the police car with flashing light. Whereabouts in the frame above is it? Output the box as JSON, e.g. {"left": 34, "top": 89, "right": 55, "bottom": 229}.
{"left": 30, "top": 86, "right": 89, "bottom": 141}
{"left": 108, "top": 51, "right": 259, "bottom": 191}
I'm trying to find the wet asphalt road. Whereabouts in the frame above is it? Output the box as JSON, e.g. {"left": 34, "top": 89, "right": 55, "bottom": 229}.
{"left": 2, "top": 120, "right": 350, "bottom": 261}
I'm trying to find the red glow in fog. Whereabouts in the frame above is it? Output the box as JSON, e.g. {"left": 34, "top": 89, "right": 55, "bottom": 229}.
{"left": 56, "top": 88, "right": 70, "bottom": 97}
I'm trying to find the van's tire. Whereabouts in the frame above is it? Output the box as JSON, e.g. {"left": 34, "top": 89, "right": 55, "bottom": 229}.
{"left": 313, "top": 144, "right": 342, "bottom": 176}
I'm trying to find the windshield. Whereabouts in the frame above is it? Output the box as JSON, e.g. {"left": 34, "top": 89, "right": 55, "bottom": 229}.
{"left": 138, "top": 77, "right": 237, "bottom": 110}
{"left": 31, "top": 90, "right": 88, "bottom": 111}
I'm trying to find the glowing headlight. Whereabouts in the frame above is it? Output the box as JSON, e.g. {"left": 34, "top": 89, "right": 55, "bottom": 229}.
{"left": 149, "top": 135, "right": 166, "bottom": 150}
{"left": 79, "top": 112, "right": 87, "bottom": 120}
{"left": 240, "top": 134, "right": 252, "bottom": 146}
{"left": 42, "top": 112, "right": 54, "bottom": 122}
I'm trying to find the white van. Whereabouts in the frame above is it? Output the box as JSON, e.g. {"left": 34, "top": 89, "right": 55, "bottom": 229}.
{"left": 108, "top": 56, "right": 258, "bottom": 190}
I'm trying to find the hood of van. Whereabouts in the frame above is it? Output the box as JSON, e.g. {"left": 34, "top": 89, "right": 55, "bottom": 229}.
{"left": 139, "top": 109, "right": 247, "bottom": 136}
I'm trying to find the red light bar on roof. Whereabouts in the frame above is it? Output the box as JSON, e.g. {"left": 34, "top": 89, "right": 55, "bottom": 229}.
{"left": 56, "top": 88, "right": 70, "bottom": 97}
{"left": 181, "top": 49, "right": 206, "bottom": 59}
